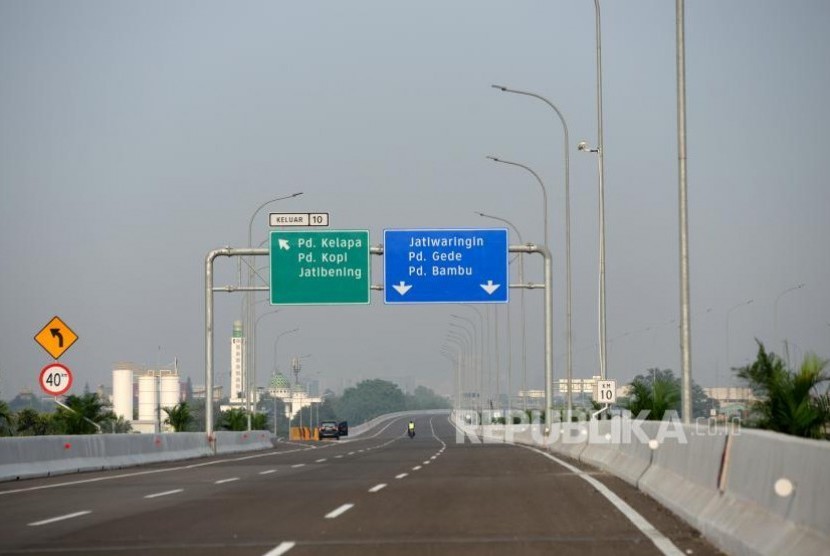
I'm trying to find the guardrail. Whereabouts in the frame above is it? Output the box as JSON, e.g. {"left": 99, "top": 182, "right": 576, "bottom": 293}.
{"left": 452, "top": 413, "right": 830, "bottom": 556}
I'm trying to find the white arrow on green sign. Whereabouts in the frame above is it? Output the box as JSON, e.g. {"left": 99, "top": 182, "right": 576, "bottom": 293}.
{"left": 270, "top": 230, "right": 371, "bottom": 305}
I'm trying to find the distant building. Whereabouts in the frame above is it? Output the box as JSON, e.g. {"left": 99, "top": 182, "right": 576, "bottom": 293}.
{"left": 262, "top": 371, "right": 320, "bottom": 420}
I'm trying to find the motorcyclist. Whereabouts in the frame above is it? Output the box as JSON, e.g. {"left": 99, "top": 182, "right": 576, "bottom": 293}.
{"left": 407, "top": 420, "right": 415, "bottom": 437}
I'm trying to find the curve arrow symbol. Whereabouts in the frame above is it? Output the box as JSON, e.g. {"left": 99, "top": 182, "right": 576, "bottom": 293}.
{"left": 392, "top": 281, "right": 412, "bottom": 296}
{"left": 480, "top": 280, "right": 501, "bottom": 295}
{"left": 50, "top": 328, "right": 64, "bottom": 348}
{"left": 278, "top": 239, "right": 291, "bottom": 251}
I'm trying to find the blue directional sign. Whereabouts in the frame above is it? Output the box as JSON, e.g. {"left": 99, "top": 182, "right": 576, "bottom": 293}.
{"left": 384, "top": 228, "right": 509, "bottom": 304}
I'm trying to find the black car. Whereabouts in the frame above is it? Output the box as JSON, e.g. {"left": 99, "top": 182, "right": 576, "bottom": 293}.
{"left": 319, "top": 420, "right": 340, "bottom": 439}
{"left": 338, "top": 421, "right": 349, "bottom": 437}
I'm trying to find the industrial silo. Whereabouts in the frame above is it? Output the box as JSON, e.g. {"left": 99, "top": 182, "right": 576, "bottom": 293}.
{"left": 159, "top": 373, "right": 180, "bottom": 412}
{"left": 112, "top": 367, "right": 134, "bottom": 421}
{"left": 137, "top": 374, "right": 158, "bottom": 423}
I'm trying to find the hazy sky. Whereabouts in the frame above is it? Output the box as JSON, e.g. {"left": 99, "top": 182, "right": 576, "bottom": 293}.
{"left": 2, "top": 1, "right": 828, "bottom": 401}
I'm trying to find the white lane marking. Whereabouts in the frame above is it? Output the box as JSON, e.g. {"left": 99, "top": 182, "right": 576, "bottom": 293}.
{"left": 0, "top": 445, "right": 323, "bottom": 497}
{"left": 395, "top": 473, "right": 408, "bottom": 479}
{"left": 215, "top": 477, "right": 240, "bottom": 484}
{"left": 260, "top": 469, "right": 277, "bottom": 475}
{"left": 412, "top": 465, "right": 422, "bottom": 471}
{"left": 144, "top": 489, "right": 184, "bottom": 499}
{"left": 431, "top": 456, "right": 437, "bottom": 460}
{"left": 28, "top": 511, "right": 91, "bottom": 527}
{"left": 334, "top": 455, "right": 344, "bottom": 459}
{"left": 423, "top": 460, "right": 430, "bottom": 465}
{"left": 315, "top": 458, "right": 327, "bottom": 463}
{"left": 520, "top": 445, "right": 685, "bottom": 555}
{"left": 348, "top": 451, "right": 355, "bottom": 455}
{"left": 324, "top": 503, "right": 354, "bottom": 519}
{"left": 368, "top": 483, "right": 387, "bottom": 493}
{"left": 291, "top": 463, "right": 306, "bottom": 468}
{"left": 358, "top": 449, "right": 364, "bottom": 453}
{"left": 263, "top": 541, "right": 296, "bottom": 556}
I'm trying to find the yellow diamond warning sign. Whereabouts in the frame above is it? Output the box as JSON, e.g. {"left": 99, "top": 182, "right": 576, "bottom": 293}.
{"left": 34, "top": 316, "right": 78, "bottom": 360}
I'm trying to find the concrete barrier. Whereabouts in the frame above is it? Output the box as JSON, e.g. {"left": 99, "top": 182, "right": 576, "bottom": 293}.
{"left": 638, "top": 424, "right": 727, "bottom": 529}
{"left": 214, "top": 430, "right": 272, "bottom": 454}
{"left": 0, "top": 433, "right": 211, "bottom": 481}
{"left": 700, "top": 429, "right": 830, "bottom": 556}
{"left": 0, "top": 431, "right": 275, "bottom": 482}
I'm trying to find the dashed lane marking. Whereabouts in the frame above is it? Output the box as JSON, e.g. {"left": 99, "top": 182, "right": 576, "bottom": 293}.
{"left": 144, "top": 489, "right": 183, "bottom": 499}
{"left": 325, "top": 503, "right": 354, "bottom": 519}
{"left": 262, "top": 541, "right": 296, "bottom": 556}
{"left": 28, "top": 511, "right": 91, "bottom": 527}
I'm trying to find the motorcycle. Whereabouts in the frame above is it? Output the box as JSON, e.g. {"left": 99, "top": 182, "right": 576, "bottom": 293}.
{"left": 407, "top": 428, "right": 415, "bottom": 439}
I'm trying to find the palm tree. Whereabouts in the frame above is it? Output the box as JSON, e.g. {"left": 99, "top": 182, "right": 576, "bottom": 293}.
{"left": 218, "top": 408, "right": 248, "bottom": 431}
{"left": 15, "top": 408, "right": 54, "bottom": 436}
{"left": 624, "top": 371, "right": 681, "bottom": 420}
{"left": 736, "top": 341, "right": 830, "bottom": 439}
{"left": 162, "top": 402, "right": 193, "bottom": 432}
{"left": 0, "top": 400, "right": 14, "bottom": 436}
{"left": 55, "top": 393, "right": 115, "bottom": 434}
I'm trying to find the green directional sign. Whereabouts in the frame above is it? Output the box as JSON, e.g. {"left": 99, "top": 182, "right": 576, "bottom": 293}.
{"left": 270, "top": 230, "right": 371, "bottom": 305}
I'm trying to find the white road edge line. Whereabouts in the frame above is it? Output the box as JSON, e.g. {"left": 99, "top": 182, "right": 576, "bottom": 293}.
{"left": 324, "top": 503, "right": 354, "bottom": 519}
{"left": 215, "top": 477, "right": 240, "bottom": 484}
{"left": 395, "top": 473, "right": 408, "bottom": 479}
{"left": 144, "top": 489, "right": 184, "bottom": 499}
{"left": 520, "top": 445, "right": 685, "bottom": 556}
{"left": 262, "top": 541, "right": 296, "bottom": 556}
{"left": 368, "top": 483, "right": 387, "bottom": 493}
{"left": 28, "top": 511, "right": 91, "bottom": 527}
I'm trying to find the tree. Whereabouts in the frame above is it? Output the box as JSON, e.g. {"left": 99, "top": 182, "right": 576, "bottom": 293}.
{"left": 250, "top": 412, "right": 269, "bottom": 430}
{"left": 405, "top": 385, "right": 452, "bottom": 410}
{"left": 334, "top": 379, "right": 406, "bottom": 424}
{"left": 624, "top": 368, "right": 712, "bottom": 419}
{"left": 162, "top": 402, "right": 194, "bottom": 432}
{"left": 624, "top": 371, "right": 680, "bottom": 420}
{"left": 0, "top": 400, "right": 14, "bottom": 436}
{"left": 14, "top": 408, "right": 56, "bottom": 436}
{"left": 736, "top": 341, "right": 830, "bottom": 439}
{"left": 218, "top": 408, "right": 248, "bottom": 431}
{"left": 54, "top": 393, "right": 115, "bottom": 435}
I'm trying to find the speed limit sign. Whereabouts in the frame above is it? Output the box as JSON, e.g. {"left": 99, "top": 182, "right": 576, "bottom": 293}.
{"left": 39, "top": 363, "right": 73, "bottom": 396}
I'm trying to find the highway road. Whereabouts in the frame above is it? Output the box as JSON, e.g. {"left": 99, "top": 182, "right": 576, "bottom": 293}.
{"left": 0, "top": 414, "right": 721, "bottom": 555}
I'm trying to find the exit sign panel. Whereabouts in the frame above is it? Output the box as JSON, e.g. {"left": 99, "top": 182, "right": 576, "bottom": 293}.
{"left": 270, "top": 230, "right": 370, "bottom": 305}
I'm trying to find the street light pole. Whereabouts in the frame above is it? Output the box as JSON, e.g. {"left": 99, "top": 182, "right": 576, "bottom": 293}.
{"left": 245, "top": 192, "right": 303, "bottom": 434}
{"left": 485, "top": 156, "right": 548, "bottom": 249}
{"left": 726, "top": 299, "right": 754, "bottom": 377}
{"left": 489, "top": 85, "right": 573, "bottom": 416}
{"left": 450, "top": 309, "right": 484, "bottom": 412}
{"left": 476, "top": 212, "right": 529, "bottom": 414}
{"left": 774, "top": 283, "right": 805, "bottom": 356}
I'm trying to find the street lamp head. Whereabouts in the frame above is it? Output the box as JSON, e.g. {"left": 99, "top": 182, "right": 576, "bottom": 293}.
{"left": 577, "top": 141, "right": 590, "bottom": 152}
{"left": 491, "top": 84, "right": 508, "bottom": 91}
{"left": 485, "top": 155, "right": 500, "bottom": 162}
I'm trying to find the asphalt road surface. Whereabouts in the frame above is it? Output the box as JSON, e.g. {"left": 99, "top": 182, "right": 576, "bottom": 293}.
{"left": 0, "top": 414, "right": 721, "bottom": 555}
